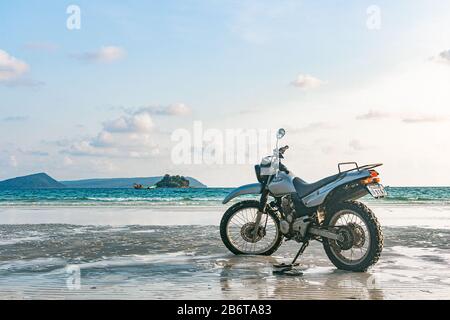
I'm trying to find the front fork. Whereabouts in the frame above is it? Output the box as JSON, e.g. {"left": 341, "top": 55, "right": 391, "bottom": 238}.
{"left": 252, "top": 190, "right": 269, "bottom": 240}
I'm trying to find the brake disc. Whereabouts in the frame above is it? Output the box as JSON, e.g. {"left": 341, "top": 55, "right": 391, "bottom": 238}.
{"left": 240, "top": 222, "right": 264, "bottom": 243}
{"left": 348, "top": 223, "right": 366, "bottom": 248}
{"left": 335, "top": 226, "right": 354, "bottom": 250}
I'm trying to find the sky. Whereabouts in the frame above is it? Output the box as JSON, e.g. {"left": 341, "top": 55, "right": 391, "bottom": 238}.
{"left": 1, "top": 0, "right": 450, "bottom": 187}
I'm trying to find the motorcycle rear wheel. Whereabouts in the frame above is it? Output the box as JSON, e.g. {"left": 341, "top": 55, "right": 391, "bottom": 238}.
{"left": 322, "top": 201, "right": 383, "bottom": 272}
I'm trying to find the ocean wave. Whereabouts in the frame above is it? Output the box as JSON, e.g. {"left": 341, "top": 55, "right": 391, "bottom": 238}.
{"left": 1, "top": 187, "right": 450, "bottom": 207}
{"left": 0, "top": 200, "right": 227, "bottom": 207}
{"left": 84, "top": 196, "right": 226, "bottom": 202}
{"left": 379, "top": 196, "right": 450, "bottom": 202}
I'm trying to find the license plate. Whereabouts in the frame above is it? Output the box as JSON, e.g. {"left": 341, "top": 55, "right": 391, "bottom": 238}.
{"left": 367, "top": 183, "right": 387, "bottom": 198}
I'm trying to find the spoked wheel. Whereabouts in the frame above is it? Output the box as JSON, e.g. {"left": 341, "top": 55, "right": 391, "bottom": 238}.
{"left": 220, "top": 200, "right": 283, "bottom": 255}
{"left": 323, "top": 201, "right": 383, "bottom": 272}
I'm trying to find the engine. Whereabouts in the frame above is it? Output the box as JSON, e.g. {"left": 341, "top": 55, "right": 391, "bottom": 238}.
{"left": 279, "top": 195, "right": 296, "bottom": 235}
{"left": 279, "top": 194, "right": 311, "bottom": 240}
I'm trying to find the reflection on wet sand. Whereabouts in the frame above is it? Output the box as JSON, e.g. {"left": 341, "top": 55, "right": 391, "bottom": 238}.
{"left": 218, "top": 254, "right": 385, "bottom": 300}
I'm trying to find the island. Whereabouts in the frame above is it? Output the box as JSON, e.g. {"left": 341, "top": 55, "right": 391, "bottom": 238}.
{"left": 154, "top": 174, "right": 190, "bottom": 188}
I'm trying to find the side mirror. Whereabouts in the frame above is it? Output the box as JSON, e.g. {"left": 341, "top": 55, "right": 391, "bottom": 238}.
{"left": 277, "top": 128, "right": 286, "bottom": 139}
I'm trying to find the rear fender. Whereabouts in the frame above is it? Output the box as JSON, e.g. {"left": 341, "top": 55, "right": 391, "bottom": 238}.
{"left": 302, "top": 170, "right": 371, "bottom": 207}
{"left": 322, "top": 181, "right": 369, "bottom": 208}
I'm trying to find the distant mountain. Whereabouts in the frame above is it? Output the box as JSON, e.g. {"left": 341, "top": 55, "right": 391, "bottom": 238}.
{"left": 0, "top": 173, "right": 207, "bottom": 189}
{"left": 62, "top": 176, "right": 207, "bottom": 188}
{"left": 0, "top": 173, "right": 65, "bottom": 189}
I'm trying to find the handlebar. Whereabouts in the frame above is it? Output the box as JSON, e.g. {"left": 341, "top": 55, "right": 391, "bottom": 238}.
{"left": 279, "top": 145, "right": 289, "bottom": 157}
{"left": 278, "top": 146, "right": 289, "bottom": 173}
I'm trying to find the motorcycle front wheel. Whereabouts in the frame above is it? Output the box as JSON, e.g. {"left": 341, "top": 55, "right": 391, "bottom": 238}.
{"left": 220, "top": 200, "right": 283, "bottom": 255}
{"left": 322, "top": 201, "right": 384, "bottom": 272}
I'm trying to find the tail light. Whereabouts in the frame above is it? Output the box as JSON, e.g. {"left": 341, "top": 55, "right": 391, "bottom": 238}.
{"left": 362, "top": 170, "right": 381, "bottom": 185}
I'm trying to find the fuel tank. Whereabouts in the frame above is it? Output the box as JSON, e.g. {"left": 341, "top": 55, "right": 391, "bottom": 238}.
{"left": 267, "top": 171, "right": 296, "bottom": 196}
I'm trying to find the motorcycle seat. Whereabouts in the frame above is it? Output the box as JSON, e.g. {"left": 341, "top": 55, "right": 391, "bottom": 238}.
{"left": 293, "top": 173, "right": 342, "bottom": 198}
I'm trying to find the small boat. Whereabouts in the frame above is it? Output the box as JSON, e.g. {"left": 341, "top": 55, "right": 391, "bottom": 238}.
{"left": 133, "top": 183, "right": 143, "bottom": 189}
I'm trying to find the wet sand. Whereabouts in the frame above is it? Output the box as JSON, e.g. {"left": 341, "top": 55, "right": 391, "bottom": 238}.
{"left": 0, "top": 204, "right": 449, "bottom": 300}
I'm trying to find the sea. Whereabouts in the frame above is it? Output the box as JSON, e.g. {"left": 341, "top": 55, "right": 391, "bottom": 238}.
{"left": 0, "top": 186, "right": 449, "bottom": 207}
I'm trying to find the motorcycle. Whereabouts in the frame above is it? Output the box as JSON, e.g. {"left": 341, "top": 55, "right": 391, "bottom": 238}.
{"left": 220, "top": 128, "right": 386, "bottom": 272}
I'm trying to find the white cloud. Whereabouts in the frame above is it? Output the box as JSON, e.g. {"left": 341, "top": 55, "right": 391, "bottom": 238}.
{"left": 137, "top": 103, "right": 192, "bottom": 116}
{"left": 62, "top": 110, "right": 160, "bottom": 159}
{"left": 432, "top": 49, "right": 450, "bottom": 65}
{"left": 63, "top": 133, "right": 160, "bottom": 159}
{"left": 290, "top": 122, "right": 335, "bottom": 134}
{"left": 0, "top": 49, "right": 29, "bottom": 81}
{"left": 17, "top": 149, "right": 49, "bottom": 157}
{"left": 356, "top": 110, "right": 392, "bottom": 120}
{"left": 9, "top": 155, "right": 18, "bottom": 167}
{"left": 402, "top": 114, "right": 446, "bottom": 123}
{"left": 349, "top": 139, "right": 364, "bottom": 151}
{"left": 60, "top": 101, "right": 187, "bottom": 160}
{"left": 91, "top": 131, "right": 115, "bottom": 147}
{"left": 0, "top": 49, "right": 43, "bottom": 87}
{"left": 165, "top": 103, "right": 191, "bottom": 116}
{"left": 103, "top": 111, "right": 153, "bottom": 133}
{"left": 129, "top": 148, "right": 160, "bottom": 158}
{"left": 291, "top": 74, "right": 325, "bottom": 89}
{"left": 356, "top": 110, "right": 448, "bottom": 123}
{"left": 73, "top": 46, "right": 126, "bottom": 63}
{"left": 63, "top": 141, "right": 102, "bottom": 157}
{"left": 63, "top": 156, "right": 74, "bottom": 166}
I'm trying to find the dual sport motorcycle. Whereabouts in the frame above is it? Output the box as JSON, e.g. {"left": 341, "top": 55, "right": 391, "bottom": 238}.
{"left": 220, "top": 128, "right": 386, "bottom": 272}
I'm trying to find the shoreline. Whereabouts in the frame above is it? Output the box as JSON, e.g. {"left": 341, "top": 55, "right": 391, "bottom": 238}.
{"left": 1, "top": 203, "right": 449, "bottom": 229}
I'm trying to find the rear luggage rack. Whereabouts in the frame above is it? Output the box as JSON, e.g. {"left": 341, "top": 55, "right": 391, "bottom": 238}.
{"left": 338, "top": 162, "right": 383, "bottom": 174}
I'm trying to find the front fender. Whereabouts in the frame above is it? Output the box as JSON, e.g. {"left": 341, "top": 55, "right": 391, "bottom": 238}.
{"left": 222, "top": 183, "right": 263, "bottom": 204}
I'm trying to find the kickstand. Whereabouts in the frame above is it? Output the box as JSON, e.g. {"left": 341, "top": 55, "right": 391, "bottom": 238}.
{"left": 291, "top": 241, "right": 309, "bottom": 265}
{"left": 273, "top": 241, "right": 309, "bottom": 276}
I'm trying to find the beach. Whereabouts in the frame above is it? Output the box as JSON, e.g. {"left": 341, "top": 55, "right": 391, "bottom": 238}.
{"left": 0, "top": 202, "right": 449, "bottom": 300}
{"left": 3, "top": 0, "right": 450, "bottom": 303}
